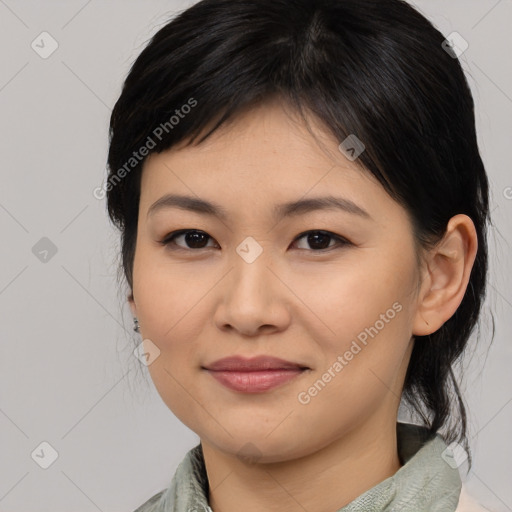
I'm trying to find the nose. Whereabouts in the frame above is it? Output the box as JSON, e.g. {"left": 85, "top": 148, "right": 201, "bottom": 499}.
{"left": 213, "top": 252, "right": 291, "bottom": 337}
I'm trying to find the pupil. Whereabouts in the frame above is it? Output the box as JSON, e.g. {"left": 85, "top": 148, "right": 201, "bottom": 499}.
{"left": 186, "top": 231, "right": 208, "bottom": 248}
{"left": 309, "top": 232, "right": 330, "bottom": 250}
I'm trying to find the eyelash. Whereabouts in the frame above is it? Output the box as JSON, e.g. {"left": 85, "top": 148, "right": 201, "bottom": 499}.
{"left": 159, "top": 229, "right": 352, "bottom": 253}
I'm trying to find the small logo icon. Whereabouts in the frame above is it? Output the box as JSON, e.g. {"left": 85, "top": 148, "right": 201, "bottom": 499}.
{"left": 442, "top": 32, "right": 469, "bottom": 58}
{"left": 32, "top": 237, "right": 58, "bottom": 263}
{"left": 338, "top": 134, "right": 365, "bottom": 161}
{"left": 31, "top": 31, "right": 59, "bottom": 59}
{"left": 237, "top": 442, "right": 263, "bottom": 464}
{"left": 441, "top": 441, "right": 468, "bottom": 469}
{"left": 31, "top": 441, "right": 59, "bottom": 469}
{"left": 236, "top": 236, "right": 263, "bottom": 263}
{"left": 133, "top": 339, "right": 161, "bottom": 366}
{"left": 503, "top": 186, "right": 512, "bottom": 200}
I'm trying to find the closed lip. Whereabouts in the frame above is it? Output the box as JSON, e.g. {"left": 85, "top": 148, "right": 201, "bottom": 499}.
{"left": 202, "top": 355, "right": 309, "bottom": 372}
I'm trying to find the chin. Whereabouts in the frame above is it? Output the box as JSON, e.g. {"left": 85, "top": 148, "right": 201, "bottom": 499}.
{"left": 200, "top": 425, "right": 315, "bottom": 464}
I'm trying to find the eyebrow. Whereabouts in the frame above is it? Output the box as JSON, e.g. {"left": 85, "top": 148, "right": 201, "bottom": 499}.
{"left": 146, "top": 193, "right": 372, "bottom": 221}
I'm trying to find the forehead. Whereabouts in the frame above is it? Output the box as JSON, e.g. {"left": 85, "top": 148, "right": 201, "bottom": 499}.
{"left": 143, "top": 102, "right": 361, "bottom": 184}
{"left": 138, "top": 100, "right": 403, "bottom": 228}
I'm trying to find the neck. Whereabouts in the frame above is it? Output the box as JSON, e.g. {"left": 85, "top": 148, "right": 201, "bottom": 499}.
{"left": 201, "top": 416, "right": 402, "bottom": 512}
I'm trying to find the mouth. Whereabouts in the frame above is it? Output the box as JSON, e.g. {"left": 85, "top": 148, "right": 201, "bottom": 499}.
{"left": 203, "top": 355, "right": 310, "bottom": 371}
{"left": 202, "top": 355, "right": 310, "bottom": 393}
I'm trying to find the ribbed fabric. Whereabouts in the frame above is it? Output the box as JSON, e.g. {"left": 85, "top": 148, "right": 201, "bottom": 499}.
{"left": 133, "top": 422, "right": 462, "bottom": 512}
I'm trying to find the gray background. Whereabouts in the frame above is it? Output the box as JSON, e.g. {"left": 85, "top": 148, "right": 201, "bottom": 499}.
{"left": 0, "top": 1, "right": 511, "bottom": 511}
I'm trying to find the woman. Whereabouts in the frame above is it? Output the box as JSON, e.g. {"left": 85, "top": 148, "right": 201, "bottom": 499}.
{"left": 106, "top": 0, "right": 493, "bottom": 510}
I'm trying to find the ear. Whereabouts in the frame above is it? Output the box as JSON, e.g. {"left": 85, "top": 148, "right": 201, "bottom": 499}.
{"left": 412, "top": 214, "right": 478, "bottom": 336}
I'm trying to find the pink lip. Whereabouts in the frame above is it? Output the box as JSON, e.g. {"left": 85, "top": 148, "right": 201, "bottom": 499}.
{"left": 202, "top": 356, "right": 309, "bottom": 393}
{"left": 206, "top": 369, "right": 305, "bottom": 393}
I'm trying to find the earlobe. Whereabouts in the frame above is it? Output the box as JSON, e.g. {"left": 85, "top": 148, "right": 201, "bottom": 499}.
{"left": 412, "top": 214, "right": 478, "bottom": 337}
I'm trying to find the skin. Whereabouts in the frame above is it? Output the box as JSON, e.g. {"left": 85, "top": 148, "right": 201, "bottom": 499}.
{"left": 128, "top": 97, "right": 478, "bottom": 512}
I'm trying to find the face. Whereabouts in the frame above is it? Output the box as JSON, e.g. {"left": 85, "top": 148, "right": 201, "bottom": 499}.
{"left": 129, "top": 99, "right": 422, "bottom": 463}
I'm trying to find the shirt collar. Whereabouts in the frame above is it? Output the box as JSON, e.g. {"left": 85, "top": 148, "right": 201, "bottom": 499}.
{"left": 154, "top": 421, "right": 462, "bottom": 512}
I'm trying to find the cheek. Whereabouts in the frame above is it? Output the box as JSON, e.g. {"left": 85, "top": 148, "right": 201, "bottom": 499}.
{"left": 135, "top": 268, "right": 211, "bottom": 427}
{"left": 298, "top": 250, "right": 417, "bottom": 382}
{"left": 133, "top": 244, "right": 209, "bottom": 335}
{"left": 294, "top": 284, "right": 412, "bottom": 438}
{"left": 290, "top": 252, "right": 412, "bottom": 339}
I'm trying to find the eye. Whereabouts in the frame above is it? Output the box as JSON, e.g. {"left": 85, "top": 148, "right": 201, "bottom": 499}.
{"left": 160, "top": 229, "right": 218, "bottom": 250}
{"left": 160, "top": 229, "right": 351, "bottom": 252}
{"left": 292, "top": 230, "right": 351, "bottom": 252}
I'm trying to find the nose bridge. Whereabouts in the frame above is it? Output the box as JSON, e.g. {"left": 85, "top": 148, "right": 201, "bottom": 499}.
{"left": 230, "top": 236, "right": 273, "bottom": 301}
{"left": 213, "top": 236, "right": 289, "bottom": 334}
